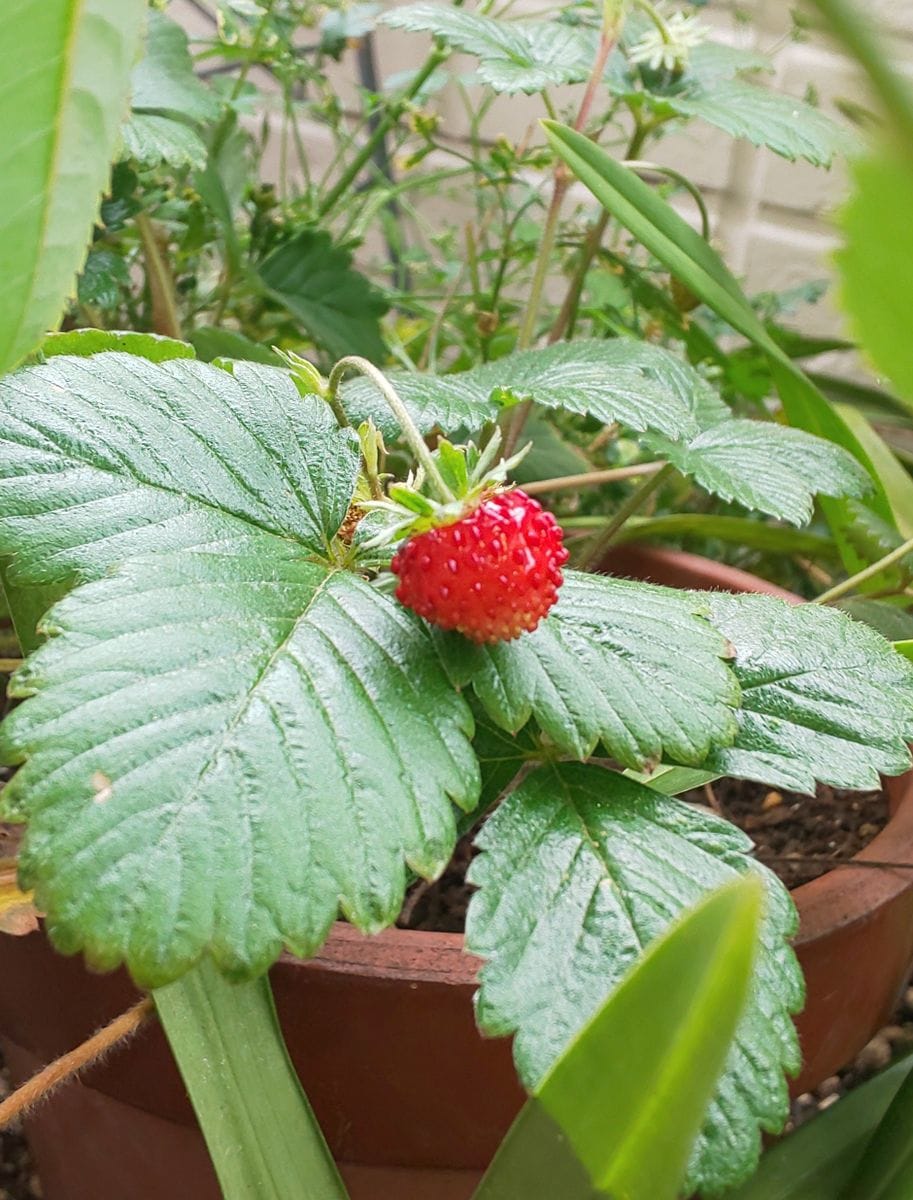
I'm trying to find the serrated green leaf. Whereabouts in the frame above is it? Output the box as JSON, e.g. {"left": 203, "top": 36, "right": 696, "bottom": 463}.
{"left": 344, "top": 339, "right": 704, "bottom": 440}
{"left": 836, "top": 153, "right": 913, "bottom": 409}
{"left": 701, "top": 592, "right": 913, "bottom": 791}
{"left": 39, "top": 329, "right": 196, "bottom": 362}
{"left": 466, "top": 763, "right": 802, "bottom": 1197}
{"left": 651, "top": 418, "right": 870, "bottom": 525}
{"left": 0, "top": 549, "right": 478, "bottom": 986}
{"left": 381, "top": 4, "right": 594, "bottom": 94}
{"left": 686, "top": 41, "right": 773, "bottom": 82}
{"left": 76, "top": 249, "right": 130, "bottom": 311}
{"left": 258, "top": 230, "right": 389, "bottom": 363}
{"left": 0, "top": 354, "right": 360, "bottom": 587}
{"left": 655, "top": 81, "right": 852, "bottom": 166}
{"left": 474, "top": 878, "right": 762, "bottom": 1200}
{"left": 121, "top": 113, "right": 209, "bottom": 169}
{"left": 463, "top": 571, "right": 740, "bottom": 769}
{"left": 0, "top": 0, "right": 146, "bottom": 374}
{"left": 131, "top": 11, "right": 220, "bottom": 124}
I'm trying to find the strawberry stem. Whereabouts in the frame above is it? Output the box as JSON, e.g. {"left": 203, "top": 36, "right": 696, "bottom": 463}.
{"left": 326, "top": 356, "right": 456, "bottom": 502}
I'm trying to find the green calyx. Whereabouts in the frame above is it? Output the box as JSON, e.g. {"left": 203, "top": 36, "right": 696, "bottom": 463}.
{"left": 360, "top": 429, "right": 529, "bottom": 546}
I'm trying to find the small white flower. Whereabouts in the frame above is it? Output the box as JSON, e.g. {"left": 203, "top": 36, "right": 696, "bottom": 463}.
{"left": 628, "top": 7, "right": 708, "bottom": 74}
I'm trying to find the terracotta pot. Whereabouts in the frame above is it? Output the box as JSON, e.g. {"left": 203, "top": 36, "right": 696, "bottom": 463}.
{"left": 2, "top": 545, "right": 913, "bottom": 1200}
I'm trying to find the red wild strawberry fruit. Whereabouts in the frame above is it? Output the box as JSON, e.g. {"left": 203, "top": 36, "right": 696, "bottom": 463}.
{"left": 391, "top": 489, "right": 568, "bottom": 643}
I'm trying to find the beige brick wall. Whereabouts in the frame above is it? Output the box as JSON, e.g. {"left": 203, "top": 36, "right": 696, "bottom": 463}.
{"left": 173, "top": 0, "right": 913, "bottom": 336}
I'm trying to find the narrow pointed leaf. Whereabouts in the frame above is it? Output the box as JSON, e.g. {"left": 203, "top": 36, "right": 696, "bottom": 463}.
{"left": 839, "top": 1062, "right": 913, "bottom": 1199}
{"left": 474, "top": 878, "right": 762, "bottom": 1200}
{"left": 0, "top": 0, "right": 147, "bottom": 373}
{"left": 729, "top": 1057, "right": 913, "bottom": 1199}
{"left": 466, "top": 763, "right": 802, "bottom": 1196}
{"left": 155, "top": 960, "right": 349, "bottom": 1200}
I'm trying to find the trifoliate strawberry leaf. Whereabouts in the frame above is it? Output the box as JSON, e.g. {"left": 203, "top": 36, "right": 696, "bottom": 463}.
{"left": 381, "top": 5, "right": 595, "bottom": 94}
{"left": 0, "top": 547, "right": 478, "bottom": 987}
{"left": 343, "top": 339, "right": 704, "bottom": 440}
{"left": 466, "top": 762, "right": 802, "bottom": 1197}
{"left": 458, "top": 571, "right": 740, "bottom": 770}
{"left": 0, "top": 354, "right": 360, "bottom": 587}
{"left": 258, "top": 230, "right": 389, "bottom": 363}
{"left": 698, "top": 593, "right": 913, "bottom": 792}
{"left": 651, "top": 418, "right": 871, "bottom": 526}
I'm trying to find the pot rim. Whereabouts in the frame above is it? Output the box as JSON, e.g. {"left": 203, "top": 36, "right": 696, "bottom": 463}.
{"left": 279, "top": 544, "right": 913, "bottom": 981}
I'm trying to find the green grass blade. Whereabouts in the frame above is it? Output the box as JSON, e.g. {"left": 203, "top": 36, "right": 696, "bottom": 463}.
{"left": 542, "top": 120, "right": 892, "bottom": 543}
{"left": 472, "top": 877, "right": 762, "bottom": 1200}
{"left": 730, "top": 1057, "right": 913, "bottom": 1199}
{"left": 0, "top": 1, "right": 146, "bottom": 374}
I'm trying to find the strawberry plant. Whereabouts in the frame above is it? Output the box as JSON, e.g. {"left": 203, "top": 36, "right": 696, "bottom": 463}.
{"left": 1, "top": 327, "right": 913, "bottom": 1196}
{"left": 5, "top": 3, "right": 913, "bottom": 1199}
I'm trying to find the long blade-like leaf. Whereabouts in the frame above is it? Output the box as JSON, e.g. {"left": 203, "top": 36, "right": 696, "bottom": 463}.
{"left": 472, "top": 877, "right": 762, "bottom": 1200}
{"left": 0, "top": 1, "right": 147, "bottom": 373}
{"left": 838, "top": 1062, "right": 913, "bottom": 1199}
{"left": 729, "top": 1057, "right": 913, "bottom": 1199}
{"left": 542, "top": 120, "right": 893, "bottom": 552}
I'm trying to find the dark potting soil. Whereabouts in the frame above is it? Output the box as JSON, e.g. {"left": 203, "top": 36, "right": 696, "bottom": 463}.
{"left": 679, "top": 777, "right": 889, "bottom": 891}
{"left": 398, "top": 777, "right": 891, "bottom": 933}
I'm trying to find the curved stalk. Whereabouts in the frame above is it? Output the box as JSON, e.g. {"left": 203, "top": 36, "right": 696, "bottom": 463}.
{"left": 812, "top": 530, "right": 913, "bottom": 604}
{"left": 624, "top": 160, "right": 711, "bottom": 239}
{"left": 581, "top": 463, "right": 675, "bottom": 569}
{"left": 327, "top": 355, "right": 455, "bottom": 501}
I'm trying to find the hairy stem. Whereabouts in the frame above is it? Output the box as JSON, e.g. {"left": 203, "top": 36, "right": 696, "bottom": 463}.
{"left": 581, "top": 463, "right": 675, "bottom": 569}
{"left": 327, "top": 356, "right": 455, "bottom": 501}
{"left": 812, "top": 531, "right": 913, "bottom": 604}
{"left": 522, "top": 461, "right": 666, "bottom": 497}
{"left": 0, "top": 999, "right": 154, "bottom": 1128}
